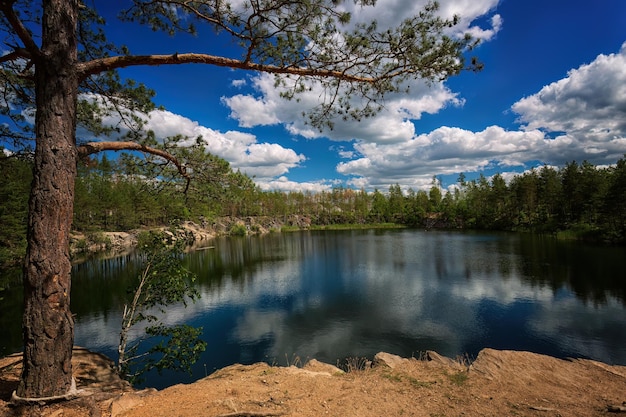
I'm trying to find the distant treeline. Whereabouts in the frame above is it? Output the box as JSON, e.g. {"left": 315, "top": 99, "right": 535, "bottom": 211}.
{"left": 2, "top": 152, "right": 626, "bottom": 269}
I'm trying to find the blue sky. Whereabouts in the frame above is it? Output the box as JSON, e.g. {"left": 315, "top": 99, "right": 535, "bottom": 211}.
{"left": 92, "top": 1, "right": 626, "bottom": 192}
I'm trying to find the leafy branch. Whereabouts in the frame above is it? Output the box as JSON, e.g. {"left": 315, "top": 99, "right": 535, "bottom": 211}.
{"left": 117, "top": 230, "right": 207, "bottom": 384}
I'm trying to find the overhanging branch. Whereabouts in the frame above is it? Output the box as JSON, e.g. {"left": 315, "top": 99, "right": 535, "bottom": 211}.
{"left": 76, "top": 53, "right": 374, "bottom": 84}
{"left": 77, "top": 141, "right": 191, "bottom": 192}
{"left": 0, "top": 47, "right": 31, "bottom": 64}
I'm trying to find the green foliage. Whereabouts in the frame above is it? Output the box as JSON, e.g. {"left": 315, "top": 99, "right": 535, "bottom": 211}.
{"left": 87, "top": 231, "right": 112, "bottom": 250}
{"left": 2, "top": 153, "right": 626, "bottom": 274}
{"left": 71, "top": 146, "right": 265, "bottom": 232}
{"left": 0, "top": 152, "right": 31, "bottom": 270}
{"left": 141, "top": 324, "right": 207, "bottom": 377}
{"left": 369, "top": 189, "right": 389, "bottom": 223}
{"left": 136, "top": 230, "right": 155, "bottom": 248}
{"left": 118, "top": 231, "right": 206, "bottom": 384}
{"left": 229, "top": 223, "right": 248, "bottom": 236}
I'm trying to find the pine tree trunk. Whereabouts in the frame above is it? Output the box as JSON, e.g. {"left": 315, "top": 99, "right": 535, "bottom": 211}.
{"left": 16, "top": 0, "right": 79, "bottom": 399}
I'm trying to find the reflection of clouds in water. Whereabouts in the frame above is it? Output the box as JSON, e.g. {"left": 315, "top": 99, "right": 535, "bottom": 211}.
{"left": 248, "top": 261, "right": 302, "bottom": 297}
{"left": 448, "top": 275, "right": 554, "bottom": 304}
{"left": 72, "top": 254, "right": 300, "bottom": 351}
{"left": 75, "top": 300, "right": 210, "bottom": 351}
{"left": 352, "top": 247, "right": 485, "bottom": 355}
{"left": 197, "top": 259, "right": 302, "bottom": 306}
{"left": 74, "top": 315, "right": 123, "bottom": 351}
{"left": 528, "top": 296, "right": 626, "bottom": 364}
{"left": 74, "top": 254, "right": 307, "bottom": 353}
{"left": 229, "top": 304, "right": 357, "bottom": 361}
{"left": 71, "top": 230, "right": 626, "bottom": 372}
{"left": 248, "top": 268, "right": 482, "bottom": 361}
{"left": 358, "top": 272, "right": 482, "bottom": 357}
{"left": 233, "top": 309, "right": 286, "bottom": 343}
{"left": 276, "top": 318, "right": 357, "bottom": 362}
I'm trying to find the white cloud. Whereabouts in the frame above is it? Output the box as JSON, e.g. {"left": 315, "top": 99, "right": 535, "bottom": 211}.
{"left": 143, "top": 109, "right": 305, "bottom": 179}
{"left": 334, "top": 43, "right": 626, "bottom": 191}
{"left": 336, "top": 126, "right": 548, "bottom": 190}
{"left": 512, "top": 42, "right": 626, "bottom": 164}
{"left": 463, "top": 14, "right": 502, "bottom": 42}
{"left": 221, "top": 93, "right": 280, "bottom": 127}
{"left": 213, "top": 0, "right": 506, "bottom": 190}
{"left": 340, "top": 0, "right": 500, "bottom": 35}
{"left": 219, "top": 0, "right": 501, "bottom": 145}
{"left": 331, "top": 145, "right": 355, "bottom": 159}
{"left": 223, "top": 72, "right": 463, "bottom": 144}
{"left": 230, "top": 79, "right": 247, "bottom": 88}
{"left": 256, "top": 176, "right": 333, "bottom": 193}
{"left": 79, "top": 6, "right": 626, "bottom": 194}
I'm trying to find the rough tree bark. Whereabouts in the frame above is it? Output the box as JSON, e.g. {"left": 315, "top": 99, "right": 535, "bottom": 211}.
{"left": 16, "top": 0, "right": 79, "bottom": 399}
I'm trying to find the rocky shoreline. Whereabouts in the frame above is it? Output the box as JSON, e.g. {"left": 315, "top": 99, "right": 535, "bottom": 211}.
{"left": 69, "top": 215, "right": 313, "bottom": 257}
{"left": 2, "top": 347, "right": 625, "bottom": 417}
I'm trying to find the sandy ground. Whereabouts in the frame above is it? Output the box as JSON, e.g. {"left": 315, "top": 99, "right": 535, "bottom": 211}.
{"left": 1, "top": 347, "right": 625, "bottom": 417}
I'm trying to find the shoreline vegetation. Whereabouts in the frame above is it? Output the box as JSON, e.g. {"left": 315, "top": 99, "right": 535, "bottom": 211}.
{"left": 68, "top": 218, "right": 407, "bottom": 260}
{"left": 2, "top": 151, "right": 626, "bottom": 274}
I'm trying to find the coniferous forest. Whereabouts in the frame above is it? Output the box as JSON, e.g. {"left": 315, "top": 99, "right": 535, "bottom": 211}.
{"left": 2, "top": 151, "right": 626, "bottom": 271}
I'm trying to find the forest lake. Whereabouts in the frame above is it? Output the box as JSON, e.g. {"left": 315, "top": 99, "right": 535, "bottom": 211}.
{"left": 1, "top": 228, "right": 625, "bottom": 389}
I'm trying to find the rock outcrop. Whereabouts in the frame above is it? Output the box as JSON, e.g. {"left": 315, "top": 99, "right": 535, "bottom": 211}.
{"left": 2, "top": 348, "right": 626, "bottom": 417}
{"left": 69, "top": 215, "right": 313, "bottom": 257}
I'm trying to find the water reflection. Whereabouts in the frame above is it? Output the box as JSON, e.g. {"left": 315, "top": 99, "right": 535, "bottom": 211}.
{"left": 1, "top": 229, "right": 625, "bottom": 389}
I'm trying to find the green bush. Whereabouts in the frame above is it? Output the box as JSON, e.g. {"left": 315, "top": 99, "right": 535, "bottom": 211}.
{"left": 229, "top": 223, "right": 247, "bottom": 236}
{"left": 74, "top": 238, "right": 89, "bottom": 253}
{"left": 86, "top": 231, "right": 112, "bottom": 250}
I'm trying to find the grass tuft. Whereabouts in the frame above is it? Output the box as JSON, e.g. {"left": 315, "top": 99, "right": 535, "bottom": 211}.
{"left": 446, "top": 371, "right": 469, "bottom": 386}
{"left": 337, "top": 356, "right": 370, "bottom": 373}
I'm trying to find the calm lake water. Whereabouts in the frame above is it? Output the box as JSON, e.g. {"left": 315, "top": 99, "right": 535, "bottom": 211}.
{"left": 1, "top": 229, "right": 625, "bottom": 389}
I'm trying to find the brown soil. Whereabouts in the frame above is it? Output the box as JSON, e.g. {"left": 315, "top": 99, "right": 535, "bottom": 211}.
{"left": 1, "top": 347, "right": 625, "bottom": 417}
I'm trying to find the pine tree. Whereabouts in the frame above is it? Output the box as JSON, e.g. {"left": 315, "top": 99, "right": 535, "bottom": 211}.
{"left": 0, "top": 0, "right": 479, "bottom": 399}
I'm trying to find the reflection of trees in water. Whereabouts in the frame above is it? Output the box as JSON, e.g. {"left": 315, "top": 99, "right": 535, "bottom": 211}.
{"left": 71, "top": 253, "right": 143, "bottom": 317}
{"left": 2, "top": 230, "right": 624, "bottom": 360}
{"left": 186, "top": 233, "right": 292, "bottom": 289}
{"left": 516, "top": 235, "right": 625, "bottom": 306}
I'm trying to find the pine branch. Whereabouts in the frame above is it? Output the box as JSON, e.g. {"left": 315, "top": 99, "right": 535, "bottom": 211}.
{"left": 0, "top": 47, "right": 31, "bottom": 64}
{"left": 0, "top": 1, "right": 41, "bottom": 58}
{"left": 76, "top": 53, "right": 373, "bottom": 84}
{"left": 77, "top": 140, "right": 191, "bottom": 192}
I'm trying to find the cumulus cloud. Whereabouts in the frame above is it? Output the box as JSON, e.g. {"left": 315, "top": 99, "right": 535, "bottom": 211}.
{"left": 81, "top": 3, "right": 625, "bottom": 194}
{"left": 223, "top": 72, "right": 463, "bottom": 144}
{"left": 340, "top": 0, "right": 500, "bottom": 37}
{"left": 336, "top": 126, "right": 549, "bottom": 190}
{"left": 214, "top": 0, "right": 505, "bottom": 190}
{"left": 221, "top": 91, "right": 280, "bottom": 128}
{"left": 230, "top": 79, "right": 247, "bottom": 88}
{"left": 464, "top": 14, "right": 502, "bottom": 42}
{"left": 256, "top": 176, "right": 333, "bottom": 193}
{"left": 220, "top": 0, "right": 501, "bottom": 144}
{"left": 143, "top": 109, "right": 305, "bottom": 180}
{"left": 512, "top": 42, "right": 626, "bottom": 165}
{"left": 332, "top": 42, "right": 626, "bottom": 191}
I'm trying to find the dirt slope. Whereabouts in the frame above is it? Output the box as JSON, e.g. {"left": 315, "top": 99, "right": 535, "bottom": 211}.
{"left": 2, "top": 348, "right": 625, "bottom": 417}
